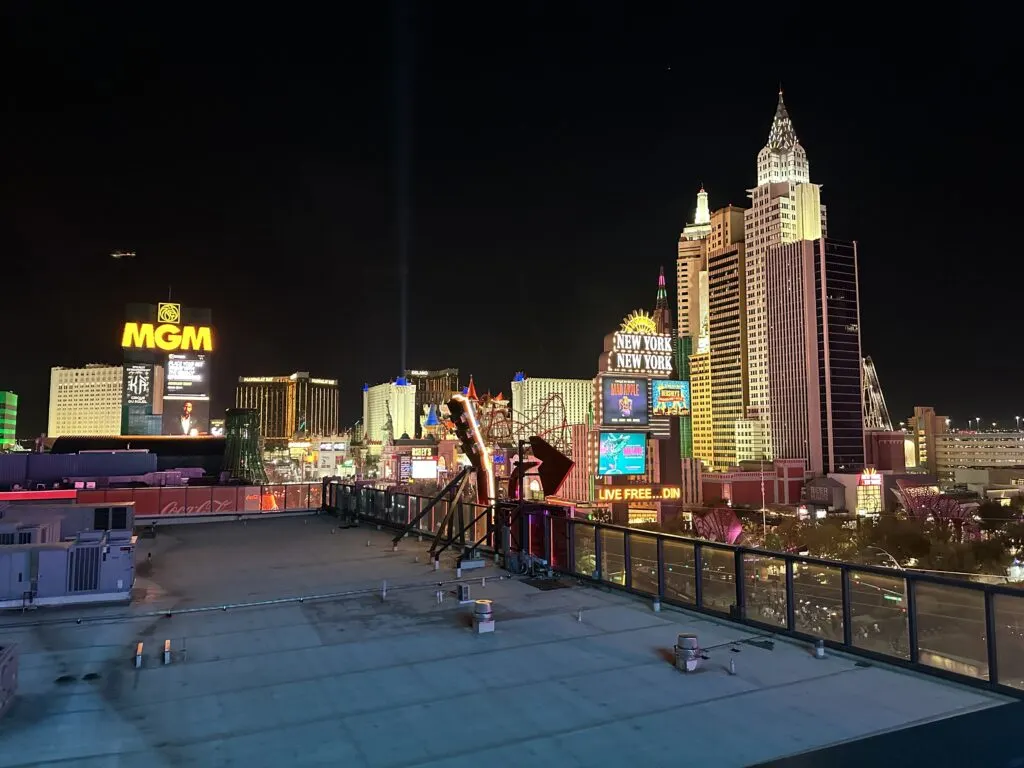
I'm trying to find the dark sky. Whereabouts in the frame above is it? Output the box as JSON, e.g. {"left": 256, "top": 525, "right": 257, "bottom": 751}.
{"left": 0, "top": 4, "right": 1015, "bottom": 436}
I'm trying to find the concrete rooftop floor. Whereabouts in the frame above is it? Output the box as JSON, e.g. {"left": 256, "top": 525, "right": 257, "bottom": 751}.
{"left": 0, "top": 515, "right": 1012, "bottom": 767}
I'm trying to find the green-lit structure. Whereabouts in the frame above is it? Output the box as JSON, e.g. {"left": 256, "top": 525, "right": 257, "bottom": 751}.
{"left": 0, "top": 391, "right": 16, "bottom": 448}
{"left": 221, "top": 408, "right": 268, "bottom": 485}
{"left": 674, "top": 337, "right": 693, "bottom": 459}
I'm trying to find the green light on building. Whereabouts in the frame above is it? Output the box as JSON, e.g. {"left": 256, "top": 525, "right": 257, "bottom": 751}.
{"left": 0, "top": 391, "right": 17, "bottom": 448}
{"left": 674, "top": 337, "right": 693, "bottom": 459}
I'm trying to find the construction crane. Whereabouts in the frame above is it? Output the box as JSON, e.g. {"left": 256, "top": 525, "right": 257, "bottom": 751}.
{"left": 863, "top": 356, "right": 893, "bottom": 431}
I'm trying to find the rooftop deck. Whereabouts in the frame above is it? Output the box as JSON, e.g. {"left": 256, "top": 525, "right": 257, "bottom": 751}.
{"left": 0, "top": 516, "right": 1012, "bottom": 767}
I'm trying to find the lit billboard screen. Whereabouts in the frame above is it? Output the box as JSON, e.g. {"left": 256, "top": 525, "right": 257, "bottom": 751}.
{"left": 651, "top": 380, "right": 690, "bottom": 417}
{"left": 411, "top": 459, "right": 438, "bottom": 479}
{"left": 123, "top": 302, "right": 214, "bottom": 437}
{"left": 166, "top": 353, "right": 209, "bottom": 397}
{"left": 598, "top": 432, "right": 647, "bottom": 476}
{"left": 162, "top": 398, "right": 210, "bottom": 436}
{"left": 123, "top": 364, "right": 155, "bottom": 406}
{"left": 602, "top": 377, "right": 648, "bottom": 426}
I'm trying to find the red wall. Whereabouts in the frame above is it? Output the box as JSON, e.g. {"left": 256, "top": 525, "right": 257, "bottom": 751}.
{"left": 74, "top": 483, "right": 321, "bottom": 519}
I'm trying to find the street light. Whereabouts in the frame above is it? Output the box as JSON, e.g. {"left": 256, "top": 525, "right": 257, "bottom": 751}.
{"left": 1016, "top": 416, "right": 1020, "bottom": 431}
{"left": 867, "top": 545, "right": 903, "bottom": 571}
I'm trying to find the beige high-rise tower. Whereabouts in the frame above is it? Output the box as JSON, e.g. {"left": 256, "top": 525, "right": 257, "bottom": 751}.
{"left": 677, "top": 187, "right": 713, "bottom": 467}
{"left": 676, "top": 187, "right": 711, "bottom": 347}
{"left": 743, "top": 90, "right": 826, "bottom": 460}
{"left": 706, "top": 205, "right": 747, "bottom": 470}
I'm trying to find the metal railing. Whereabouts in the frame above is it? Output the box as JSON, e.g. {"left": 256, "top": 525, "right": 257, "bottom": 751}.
{"left": 324, "top": 480, "right": 1024, "bottom": 696}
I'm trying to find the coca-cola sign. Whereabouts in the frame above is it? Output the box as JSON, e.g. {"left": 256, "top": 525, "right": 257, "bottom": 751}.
{"left": 160, "top": 499, "right": 237, "bottom": 516}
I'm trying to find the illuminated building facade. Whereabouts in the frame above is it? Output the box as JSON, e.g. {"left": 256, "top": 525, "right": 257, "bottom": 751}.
{"left": 707, "top": 205, "right": 747, "bottom": 470}
{"left": 362, "top": 379, "right": 417, "bottom": 455}
{"left": 765, "top": 241, "right": 814, "bottom": 467}
{"left": 510, "top": 376, "right": 593, "bottom": 450}
{"left": 744, "top": 91, "right": 826, "bottom": 460}
{"left": 561, "top": 423, "right": 595, "bottom": 502}
{"left": 735, "top": 418, "right": 768, "bottom": 463}
{"left": 688, "top": 350, "right": 713, "bottom": 467}
{"left": 934, "top": 431, "right": 1024, "bottom": 484}
{"left": 48, "top": 365, "right": 124, "bottom": 437}
{"left": 905, "top": 406, "right": 950, "bottom": 474}
{"left": 702, "top": 458, "right": 807, "bottom": 507}
{"left": 236, "top": 373, "right": 339, "bottom": 449}
{"left": 405, "top": 368, "right": 459, "bottom": 437}
{"left": 811, "top": 239, "right": 864, "bottom": 473}
{"left": 676, "top": 186, "right": 711, "bottom": 344}
{"left": 764, "top": 238, "right": 864, "bottom": 475}
{"left": 0, "top": 392, "right": 16, "bottom": 447}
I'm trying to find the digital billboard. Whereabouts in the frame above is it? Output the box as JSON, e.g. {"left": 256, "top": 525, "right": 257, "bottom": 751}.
{"left": 651, "top": 380, "right": 690, "bottom": 417}
{"left": 161, "top": 398, "right": 210, "bottom": 436}
{"left": 123, "top": 364, "right": 155, "bottom": 406}
{"left": 123, "top": 302, "right": 214, "bottom": 436}
{"left": 166, "top": 353, "right": 209, "bottom": 398}
{"left": 601, "top": 377, "right": 648, "bottom": 427}
{"left": 411, "top": 459, "right": 438, "bottom": 479}
{"left": 598, "top": 432, "right": 647, "bottom": 476}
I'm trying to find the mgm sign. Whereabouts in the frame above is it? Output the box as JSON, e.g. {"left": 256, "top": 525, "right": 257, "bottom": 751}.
{"left": 121, "top": 303, "right": 213, "bottom": 352}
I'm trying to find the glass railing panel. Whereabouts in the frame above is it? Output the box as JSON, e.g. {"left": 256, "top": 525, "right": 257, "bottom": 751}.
{"left": 663, "top": 539, "right": 696, "bottom": 605}
{"left": 792, "top": 561, "right": 844, "bottom": 642}
{"left": 628, "top": 533, "right": 659, "bottom": 595}
{"left": 848, "top": 567, "right": 909, "bottom": 659}
{"left": 915, "top": 581, "right": 988, "bottom": 681}
{"left": 699, "top": 545, "right": 736, "bottom": 614}
{"left": 599, "top": 529, "right": 626, "bottom": 586}
{"left": 742, "top": 553, "right": 787, "bottom": 628}
{"left": 573, "top": 522, "right": 596, "bottom": 578}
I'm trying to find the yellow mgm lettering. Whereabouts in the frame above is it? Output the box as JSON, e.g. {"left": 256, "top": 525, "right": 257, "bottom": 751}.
{"left": 121, "top": 323, "right": 213, "bottom": 352}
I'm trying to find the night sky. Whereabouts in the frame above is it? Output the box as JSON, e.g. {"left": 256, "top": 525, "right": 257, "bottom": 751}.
{"left": 0, "top": 5, "right": 1015, "bottom": 437}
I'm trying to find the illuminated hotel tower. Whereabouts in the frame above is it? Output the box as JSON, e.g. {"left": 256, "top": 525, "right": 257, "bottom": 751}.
{"left": 743, "top": 90, "right": 826, "bottom": 460}
{"left": 676, "top": 188, "right": 713, "bottom": 466}
{"left": 676, "top": 187, "right": 711, "bottom": 345}
{"left": 706, "top": 205, "right": 747, "bottom": 470}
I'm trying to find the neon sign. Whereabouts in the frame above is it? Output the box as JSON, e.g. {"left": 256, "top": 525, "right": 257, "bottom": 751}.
{"left": 597, "top": 486, "right": 682, "bottom": 502}
{"left": 607, "top": 332, "right": 673, "bottom": 374}
{"left": 122, "top": 323, "right": 213, "bottom": 352}
{"left": 860, "top": 469, "right": 882, "bottom": 486}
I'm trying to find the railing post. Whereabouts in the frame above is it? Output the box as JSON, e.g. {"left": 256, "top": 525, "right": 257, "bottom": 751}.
{"left": 985, "top": 590, "right": 999, "bottom": 685}
{"left": 905, "top": 576, "right": 919, "bottom": 664}
{"left": 785, "top": 558, "right": 796, "bottom": 632}
{"left": 623, "top": 531, "right": 632, "bottom": 590}
{"left": 840, "top": 566, "right": 853, "bottom": 646}
{"left": 656, "top": 536, "right": 666, "bottom": 600}
{"left": 543, "top": 513, "right": 552, "bottom": 566}
{"left": 593, "top": 524, "right": 603, "bottom": 581}
{"left": 568, "top": 518, "right": 577, "bottom": 574}
{"left": 733, "top": 548, "right": 747, "bottom": 620}
{"left": 693, "top": 543, "right": 704, "bottom": 608}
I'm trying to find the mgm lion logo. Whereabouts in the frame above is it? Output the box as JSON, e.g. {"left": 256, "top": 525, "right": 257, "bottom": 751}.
{"left": 157, "top": 302, "right": 181, "bottom": 324}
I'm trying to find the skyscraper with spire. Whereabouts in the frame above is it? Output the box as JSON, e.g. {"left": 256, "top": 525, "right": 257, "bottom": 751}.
{"left": 676, "top": 187, "right": 712, "bottom": 345}
{"left": 654, "top": 265, "right": 672, "bottom": 334}
{"left": 743, "top": 90, "right": 826, "bottom": 460}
